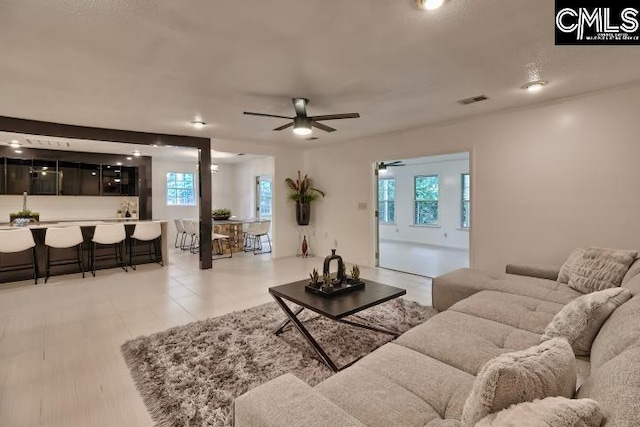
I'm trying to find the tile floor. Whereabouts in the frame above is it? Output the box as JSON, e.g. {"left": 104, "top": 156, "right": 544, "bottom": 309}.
{"left": 379, "top": 240, "right": 469, "bottom": 278}
{"left": 0, "top": 248, "right": 432, "bottom": 426}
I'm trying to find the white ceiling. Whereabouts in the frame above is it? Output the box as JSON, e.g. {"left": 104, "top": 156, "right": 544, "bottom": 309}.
{"left": 1, "top": 1, "right": 639, "bottom": 149}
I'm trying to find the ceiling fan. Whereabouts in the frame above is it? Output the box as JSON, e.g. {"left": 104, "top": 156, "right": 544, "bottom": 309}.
{"left": 244, "top": 98, "right": 360, "bottom": 136}
{"left": 378, "top": 161, "right": 406, "bottom": 170}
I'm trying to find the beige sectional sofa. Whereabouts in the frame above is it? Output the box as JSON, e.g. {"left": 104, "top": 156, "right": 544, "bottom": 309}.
{"left": 234, "top": 264, "right": 640, "bottom": 426}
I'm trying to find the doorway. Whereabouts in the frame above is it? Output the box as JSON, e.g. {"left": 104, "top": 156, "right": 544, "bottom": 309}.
{"left": 375, "top": 152, "right": 470, "bottom": 278}
{"left": 256, "top": 175, "right": 272, "bottom": 221}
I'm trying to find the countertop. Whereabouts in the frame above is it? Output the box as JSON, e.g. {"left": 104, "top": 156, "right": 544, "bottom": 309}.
{"left": 0, "top": 219, "right": 168, "bottom": 231}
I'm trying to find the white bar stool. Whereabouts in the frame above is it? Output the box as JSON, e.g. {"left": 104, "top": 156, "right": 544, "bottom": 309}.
{"left": 91, "top": 224, "right": 127, "bottom": 276}
{"left": 212, "top": 233, "right": 233, "bottom": 260}
{"left": 0, "top": 229, "right": 38, "bottom": 284}
{"left": 44, "top": 226, "right": 85, "bottom": 283}
{"left": 129, "top": 222, "right": 163, "bottom": 270}
{"left": 243, "top": 222, "right": 259, "bottom": 252}
{"left": 174, "top": 219, "right": 187, "bottom": 249}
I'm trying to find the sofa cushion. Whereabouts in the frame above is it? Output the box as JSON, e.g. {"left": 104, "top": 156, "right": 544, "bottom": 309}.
{"left": 622, "top": 257, "right": 640, "bottom": 285}
{"left": 622, "top": 271, "right": 640, "bottom": 295}
{"left": 568, "top": 247, "right": 637, "bottom": 294}
{"left": 475, "top": 397, "right": 603, "bottom": 427}
{"left": 450, "top": 291, "right": 564, "bottom": 335}
{"left": 577, "top": 345, "right": 640, "bottom": 426}
{"left": 396, "top": 310, "right": 541, "bottom": 376}
{"left": 233, "top": 373, "right": 366, "bottom": 427}
{"left": 590, "top": 294, "right": 640, "bottom": 370}
{"left": 558, "top": 248, "right": 585, "bottom": 284}
{"left": 460, "top": 338, "right": 576, "bottom": 427}
{"left": 541, "top": 287, "right": 632, "bottom": 356}
{"left": 315, "top": 343, "right": 473, "bottom": 425}
{"left": 433, "top": 269, "right": 582, "bottom": 311}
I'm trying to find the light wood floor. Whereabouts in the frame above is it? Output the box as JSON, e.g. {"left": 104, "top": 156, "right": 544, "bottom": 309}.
{"left": 380, "top": 239, "right": 469, "bottom": 278}
{"left": 0, "top": 248, "right": 432, "bottom": 426}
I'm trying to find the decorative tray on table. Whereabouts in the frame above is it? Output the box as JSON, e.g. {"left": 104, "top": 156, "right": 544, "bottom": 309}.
{"left": 305, "top": 278, "right": 365, "bottom": 298}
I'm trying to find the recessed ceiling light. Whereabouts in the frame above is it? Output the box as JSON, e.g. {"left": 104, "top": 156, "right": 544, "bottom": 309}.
{"left": 116, "top": 162, "right": 122, "bottom": 166}
{"left": 522, "top": 80, "right": 547, "bottom": 93}
{"left": 10, "top": 141, "right": 20, "bottom": 148}
{"left": 417, "top": 0, "right": 445, "bottom": 10}
{"left": 151, "top": 144, "right": 158, "bottom": 148}
{"left": 191, "top": 120, "right": 205, "bottom": 129}
{"left": 126, "top": 157, "right": 133, "bottom": 161}
{"left": 133, "top": 150, "right": 141, "bottom": 157}
{"left": 14, "top": 149, "right": 23, "bottom": 154}
{"left": 91, "top": 172, "right": 97, "bottom": 176}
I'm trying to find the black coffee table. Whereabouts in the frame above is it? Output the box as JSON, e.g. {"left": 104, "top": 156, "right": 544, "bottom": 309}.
{"left": 269, "top": 279, "right": 406, "bottom": 372}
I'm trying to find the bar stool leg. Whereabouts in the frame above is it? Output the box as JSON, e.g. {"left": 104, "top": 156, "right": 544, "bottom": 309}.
{"left": 77, "top": 244, "right": 85, "bottom": 279}
{"left": 91, "top": 242, "right": 97, "bottom": 277}
{"left": 32, "top": 247, "right": 39, "bottom": 285}
{"left": 45, "top": 246, "right": 51, "bottom": 283}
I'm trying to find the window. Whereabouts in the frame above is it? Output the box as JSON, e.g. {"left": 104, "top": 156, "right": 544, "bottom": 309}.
{"left": 378, "top": 178, "right": 396, "bottom": 223}
{"left": 257, "top": 176, "right": 272, "bottom": 219}
{"left": 414, "top": 175, "right": 439, "bottom": 226}
{"left": 461, "top": 173, "right": 470, "bottom": 228}
{"left": 166, "top": 172, "right": 196, "bottom": 206}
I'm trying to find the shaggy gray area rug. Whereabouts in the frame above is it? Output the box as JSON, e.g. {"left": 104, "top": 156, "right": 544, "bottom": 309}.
{"left": 122, "top": 298, "right": 436, "bottom": 427}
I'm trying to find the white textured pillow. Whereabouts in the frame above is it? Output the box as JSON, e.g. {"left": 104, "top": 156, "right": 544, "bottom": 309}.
{"left": 568, "top": 247, "right": 637, "bottom": 294}
{"left": 557, "top": 249, "right": 585, "bottom": 284}
{"left": 461, "top": 338, "right": 576, "bottom": 427}
{"left": 475, "top": 397, "right": 604, "bottom": 427}
{"left": 542, "top": 287, "right": 632, "bottom": 356}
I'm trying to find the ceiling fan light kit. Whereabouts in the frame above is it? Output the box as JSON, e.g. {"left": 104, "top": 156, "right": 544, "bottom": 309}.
{"left": 244, "top": 98, "right": 360, "bottom": 137}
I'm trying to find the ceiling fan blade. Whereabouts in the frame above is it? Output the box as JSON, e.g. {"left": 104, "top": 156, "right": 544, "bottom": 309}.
{"left": 387, "top": 161, "right": 403, "bottom": 165}
{"left": 273, "top": 122, "right": 294, "bottom": 131}
{"left": 244, "top": 111, "right": 292, "bottom": 119}
{"left": 389, "top": 164, "right": 406, "bottom": 167}
{"left": 311, "top": 121, "right": 337, "bottom": 133}
{"left": 311, "top": 113, "right": 360, "bottom": 121}
{"left": 292, "top": 98, "right": 309, "bottom": 117}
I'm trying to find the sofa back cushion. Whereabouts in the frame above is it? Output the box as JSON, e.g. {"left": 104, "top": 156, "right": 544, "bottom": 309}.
{"left": 622, "top": 257, "right": 640, "bottom": 285}
{"left": 568, "top": 247, "right": 637, "bottom": 294}
{"left": 590, "top": 294, "right": 640, "bottom": 370}
{"left": 577, "top": 345, "right": 640, "bottom": 426}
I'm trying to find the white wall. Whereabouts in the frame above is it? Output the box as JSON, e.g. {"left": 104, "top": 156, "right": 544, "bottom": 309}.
{"left": 304, "top": 84, "right": 640, "bottom": 274}
{"left": 233, "top": 157, "right": 275, "bottom": 219}
{"left": 151, "top": 158, "right": 198, "bottom": 240}
{"left": 379, "top": 157, "right": 469, "bottom": 249}
{"left": 211, "top": 163, "right": 236, "bottom": 211}
{"left": 0, "top": 195, "right": 135, "bottom": 221}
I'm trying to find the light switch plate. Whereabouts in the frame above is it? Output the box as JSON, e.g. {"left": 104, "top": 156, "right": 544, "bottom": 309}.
{"left": 358, "top": 202, "right": 367, "bottom": 210}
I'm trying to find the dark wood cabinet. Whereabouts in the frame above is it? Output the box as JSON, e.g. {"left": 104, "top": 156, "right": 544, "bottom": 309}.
{"left": 59, "top": 162, "right": 81, "bottom": 195}
{"left": 79, "top": 163, "right": 101, "bottom": 196}
{"left": 31, "top": 159, "right": 58, "bottom": 195}
{"left": 0, "top": 158, "right": 5, "bottom": 194}
{"left": 6, "top": 158, "right": 31, "bottom": 194}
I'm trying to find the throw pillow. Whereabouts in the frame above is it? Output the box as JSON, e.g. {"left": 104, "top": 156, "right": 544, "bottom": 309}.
{"left": 622, "top": 257, "right": 640, "bottom": 285}
{"left": 568, "top": 247, "right": 637, "bottom": 294}
{"left": 557, "top": 249, "right": 585, "bottom": 284}
{"left": 541, "top": 287, "right": 632, "bottom": 356}
{"left": 475, "top": 397, "right": 603, "bottom": 427}
{"left": 461, "top": 338, "right": 576, "bottom": 427}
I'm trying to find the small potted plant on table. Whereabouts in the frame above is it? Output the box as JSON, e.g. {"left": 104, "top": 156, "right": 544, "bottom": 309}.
{"left": 212, "top": 208, "right": 232, "bottom": 221}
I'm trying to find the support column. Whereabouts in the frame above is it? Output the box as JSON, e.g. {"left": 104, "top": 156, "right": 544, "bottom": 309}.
{"left": 199, "top": 143, "right": 213, "bottom": 269}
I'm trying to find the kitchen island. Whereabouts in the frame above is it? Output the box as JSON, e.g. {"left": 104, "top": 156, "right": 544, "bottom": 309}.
{"left": 0, "top": 219, "right": 168, "bottom": 283}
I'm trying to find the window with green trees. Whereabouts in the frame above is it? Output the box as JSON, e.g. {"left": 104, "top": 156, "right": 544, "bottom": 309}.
{"left": 414, "top": 175, "right": 439, "bottom": 226}
{"left": 461, "top": 173, "right": 470, "bottom": 228}
{"left": 378, "top": 178, "right": 396, "bottom": 223}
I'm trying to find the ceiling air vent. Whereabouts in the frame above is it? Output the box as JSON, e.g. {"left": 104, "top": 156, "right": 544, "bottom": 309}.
{"left": 457, "top": 95, "right": 489, "bottom": 106}
{"left": 25, "top": 137, "right": 70, "bottom": 148}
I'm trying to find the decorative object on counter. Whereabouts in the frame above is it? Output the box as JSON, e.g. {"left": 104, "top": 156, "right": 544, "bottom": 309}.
{"left": 212, "top": 208, "right": 232, "bottom": 221}
{"left": 118, "top": 198, "right": 138, "bottom": 219}
{"left": 301, "top": 235, "right": 309, "bottom": 257}
{"left": 23, "top": 191, "right": 28, "bottom": 211}
{"left": 131, "top": 209, "right": 138, "bottom": 219}
{"left": 10, "top": 209, "right": 40, "bottom": 224}
{"left": 305, "top": 249, "right": 365, "bottom": 297}
{"left": 285, "top": 171, "right": 325, "bottom": 226}
{"left": 309, "top": 268, "right": 319, "bottom": 284}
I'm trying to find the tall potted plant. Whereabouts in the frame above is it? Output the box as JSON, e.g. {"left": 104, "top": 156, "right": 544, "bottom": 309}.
{"left": 285, "top": 171, "right": 326, "bottom": 225}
